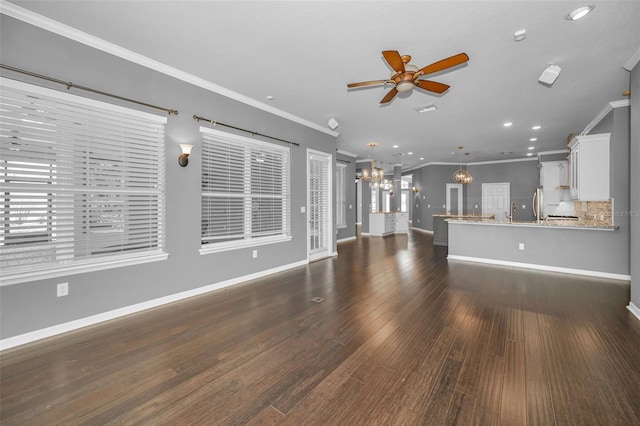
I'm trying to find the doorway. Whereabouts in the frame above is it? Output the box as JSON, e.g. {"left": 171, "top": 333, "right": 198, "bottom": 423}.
{"left": 482, "top": 182, "right": 511, "bottom": 220}
{"left": 446, "top": 183, "right": 463, "bottom": 215}
{"left": 308, "top": 150, "right": 332, "bottom": 261}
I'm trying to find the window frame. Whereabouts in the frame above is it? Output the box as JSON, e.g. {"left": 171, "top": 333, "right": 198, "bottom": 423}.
{"left": 199, "top": 127, "right": 292, "bottom": 255}
{"left": 0, "top": 78, "right": 168, "bottom": 286}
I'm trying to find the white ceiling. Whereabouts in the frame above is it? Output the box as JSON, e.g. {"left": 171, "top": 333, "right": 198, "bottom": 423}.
{"left": 8, "top": 1, "right": 640, "bottom": 170}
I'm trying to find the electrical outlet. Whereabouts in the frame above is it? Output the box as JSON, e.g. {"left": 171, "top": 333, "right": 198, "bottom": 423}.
{"left": 252, "top": 249, "right": 258, "bottom": 259}
{"left": 518, "top": 243, "right": 525, "bottom": 251}
{"left": 522, "top": 204, "right": 526, "bottom": 209}
{"left": 57, "top": 282, "right": 69, "bottom": 297}
{"left": 300, "top": 206, "right": 306, "bottom": 213}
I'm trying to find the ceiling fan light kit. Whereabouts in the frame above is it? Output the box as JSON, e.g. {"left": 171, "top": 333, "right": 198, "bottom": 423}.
{"left": 347, "top": 50, "right": 469, "bottom": 104}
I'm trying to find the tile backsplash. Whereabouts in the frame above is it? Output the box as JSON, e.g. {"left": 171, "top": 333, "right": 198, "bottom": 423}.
{"left": 574, "top": 200, "right": 613, "bottom": 226}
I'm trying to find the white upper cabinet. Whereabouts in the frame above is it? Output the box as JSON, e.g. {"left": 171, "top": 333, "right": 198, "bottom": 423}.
{"left": 568, "top": 133, "right": 610, "bottom": 201}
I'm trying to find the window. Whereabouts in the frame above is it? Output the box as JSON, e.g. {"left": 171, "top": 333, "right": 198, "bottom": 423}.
{"left": 200, "top": 127, "right": 290, "bottom": 253}
{"left": 0, "top": 78, "right": 167, "bottom": 284}
{"left": 336, "top": 163, "right": 346, "bottom": 228}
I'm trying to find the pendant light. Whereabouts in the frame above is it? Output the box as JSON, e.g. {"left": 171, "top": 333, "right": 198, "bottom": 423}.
{"left": 453, "top": 147, "right": 473, "bottom": 184}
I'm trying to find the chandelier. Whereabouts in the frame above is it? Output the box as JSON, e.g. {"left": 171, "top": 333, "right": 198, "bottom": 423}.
{"left": 452, "top": 147, "right": 473, "bottom": 184}
{"left": 362, "top": 142, "right": 391, "bottom": 188}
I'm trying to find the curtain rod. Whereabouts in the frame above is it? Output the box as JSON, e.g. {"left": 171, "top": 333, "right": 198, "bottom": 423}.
{"left": 0, "top": 64, "right": 178, "bottom": 116}
{"left": 193, "top": 114, "right": 300, "bottom": 147}
{"left": 337, "top": 158, "right": 351, "bottom": 164}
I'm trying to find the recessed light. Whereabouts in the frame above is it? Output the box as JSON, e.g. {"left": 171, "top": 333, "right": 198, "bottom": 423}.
{"left": 393, "top": 145, "right": 399, "bottom": 148}
{"left": 532, "top": 125, "right": 541, "bottom": 130}
{"left": 408, "top": 152, "right": 413, "bottom": 155}
{"left": 530, "top": 137, "right": 538, "bottom": 142}
{"left": 265, "top": 95, "right": 275, "bottom": 100}
{"left": 566, "top": 5, "right": 594, "bottom": 21}
{"left": 419, "top": 157, "right": 425, "bottom": 160}
{"left": 514, "top": 29, "right": 526, "bottom": 42}
{"left": 503, "top": 122, "right": 513, "bottom": 127}
{"left": 528, "top": 146, "right": 535, "bottom": 150}
{"left": 527, "top": 152, "right": 534, "bottom": 156}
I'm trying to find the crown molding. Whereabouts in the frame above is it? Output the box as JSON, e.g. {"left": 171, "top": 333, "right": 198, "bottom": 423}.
{"left": 402, "top": 156, "right": 539, "bottom": 172}
{"left": 0, "top": 1, "right": 338, "bottom": 138}
{"left": 624, "top": 46, "right": 640, "bottom": 71}
{"left": 336, "top": 149, "right": 357, "bottom": 157}
{"left": 582, "top": 99, "right": 630, "bottom": 135}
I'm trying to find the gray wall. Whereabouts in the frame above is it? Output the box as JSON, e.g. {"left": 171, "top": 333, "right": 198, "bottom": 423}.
{"left": 336, "top": 153, "right": 356, "bottom": 241}
{"left": 406, "top": 165, "right": 459, "bottom": 232}
{"left": 605, "top": 106, "right": 631, "bottom": 278}
{"left": 0, "top": 16, "right": 337, "bottom": 339}
{"left": 448, "top": 222, "right": 629, "bottom": 277}
{"left": 466, "top": 160, "right": 540, "bottom": 222}
{"left": 406, "top": 160, "right": 539, "bottom": 231}
{"left": 631, "top": 62, "right": 639, "bottom": 310}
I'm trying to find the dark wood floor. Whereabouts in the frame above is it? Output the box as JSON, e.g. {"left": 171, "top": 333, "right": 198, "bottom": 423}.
{"left": 2, "top": 230, "right": 640, "bottom": 425}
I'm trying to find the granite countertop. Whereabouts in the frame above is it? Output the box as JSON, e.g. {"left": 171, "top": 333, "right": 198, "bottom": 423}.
{"left": 433, "top": 213, "right": 496, "bottom": 219}
{"left": 446, "top": 217, "right": 618, "bottom": 231}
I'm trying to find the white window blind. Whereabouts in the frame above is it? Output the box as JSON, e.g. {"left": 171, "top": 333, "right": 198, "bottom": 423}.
{"left": 0, "top": 78, "right": 166, "bottom": 283}
{"left": 200, "top": 127, "right": 290, "bottom": 251}
{"left": 308, "top": 152, "right": 330, "bottom": 255}
{"left": 336, "top": 163, "right": 346, "bottom": 228}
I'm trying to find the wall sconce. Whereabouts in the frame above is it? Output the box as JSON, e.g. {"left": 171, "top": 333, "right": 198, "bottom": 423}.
{"left": 413, "top": 186, "right": 419, "bottom": 193}
{"left": 178, "top": 144, "right": 194, "bottom": 167}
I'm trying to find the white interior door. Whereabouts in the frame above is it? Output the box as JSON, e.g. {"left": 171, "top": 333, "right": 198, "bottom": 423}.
{"left": 482, "top": 182, "right": 511, "bottom": 220}
{"left": 308, "top": 150, "right": 332, "bottom": 261}
{"left": 446, "top": 183, "right": 463, "bottom": 215}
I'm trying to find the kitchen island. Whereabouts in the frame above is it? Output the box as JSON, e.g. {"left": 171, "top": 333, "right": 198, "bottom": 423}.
{"left": 432, "top": 213, "right": 495, "bottom": 246}
{"left": 446, "top": 218, "right": 628, "bottom": 280}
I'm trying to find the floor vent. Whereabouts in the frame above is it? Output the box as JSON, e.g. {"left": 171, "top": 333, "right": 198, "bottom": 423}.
{"left": 311, "top": 297, "right": 325, "bottom": 303}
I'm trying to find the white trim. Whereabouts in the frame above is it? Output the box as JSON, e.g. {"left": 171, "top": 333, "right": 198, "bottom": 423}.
{"left": 447, "top": 255, "right": 631, "bottom": 281}
{"left": 402, "top": 157, "right": 538, "bottom": 172}
{"left": 199, "top": 236, "right": 292, "bottom": 255}
{"left": 627, "top": 302, "right": 640, "bottom": 321}
{"left": 0, "top": 1, "right": 338, "bottom": 138}
{"left": 538, "top": 149, "right": 568, "bottom": 157}
{"left": 582, "top": 99, "right": 630, "bottom": 136}
{"left": 469, "top": 157, "right": 538, "bottom": 166}
{"left": 411, "top": 227, "right": 434, "bottom": 234}
{"left": 0, "top": 259, "right": 308, "bottom": 351}
{"left": 337, "top": 149, "right": 357, "bottom": 157}
{"left": 624, "top": 47, "right": 640, "bottom": 71}
{"left": 0, "top": 253, "right": 169, "bottom": 287}
{"left": 337, "top": 236, "right": 357, "bottom": 243}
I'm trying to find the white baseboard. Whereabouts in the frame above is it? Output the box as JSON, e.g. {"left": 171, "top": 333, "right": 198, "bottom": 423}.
{"left": 628, "top": 302, "right": 640, "bottom": 321}
{"left": 337, "top": 236, "right": 356, "bottom": 244}
{"left": 411, "top": 227, "right": 434, "bottom": 234}
{"left": 0, "top": 259, "right": 308, "bottom": 351}
{"left": 447, "top": 255, "right": 631, "bottom": 281}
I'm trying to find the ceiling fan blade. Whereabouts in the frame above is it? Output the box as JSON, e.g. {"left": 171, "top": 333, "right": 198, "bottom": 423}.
{"left": 414, "top": 80, "right": 450, "bottom": 93}
{"left": 380, "top": 87, "right": 398, "bottom": 104}
{"left": 347, "top": 80, "right": 390, "bottom": 88}
{"left": 415, "top": 53, "right": 469, "bottom": 78}
{"left": 382, "top": 50, "right": 405, "bottom": 73}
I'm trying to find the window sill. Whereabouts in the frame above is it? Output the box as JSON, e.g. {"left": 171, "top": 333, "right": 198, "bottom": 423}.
{"left": 0, "top": 252, "right": 169, "bottom": 286}
{"left": 199, "top": 235, "right": 292, "bottom": 255}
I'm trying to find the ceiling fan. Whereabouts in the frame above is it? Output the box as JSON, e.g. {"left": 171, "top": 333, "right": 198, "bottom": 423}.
{"left": 347, "top": 50, "right": 469, "bottom": 104}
